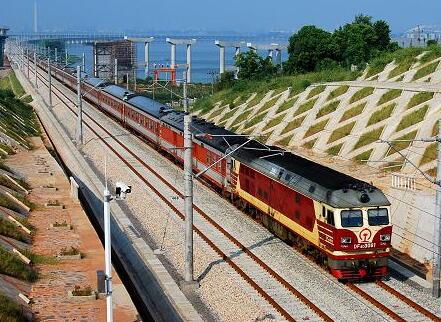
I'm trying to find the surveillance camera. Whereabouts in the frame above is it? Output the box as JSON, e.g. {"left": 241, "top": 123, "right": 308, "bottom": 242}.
{"left": 115, "top": 181, "right": 132, "bottom": 200}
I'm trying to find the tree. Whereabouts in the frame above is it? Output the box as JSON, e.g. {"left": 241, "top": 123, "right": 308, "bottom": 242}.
{"left": 234, "top": 51, "right": 276, "bottom": 80}
{"left": 285, "top": 26, "right": 336, "bottom": 73}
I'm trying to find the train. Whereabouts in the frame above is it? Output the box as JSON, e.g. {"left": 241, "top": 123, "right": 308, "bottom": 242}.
{"left": 38, "top": 58, "right": 392, "bottom": 280}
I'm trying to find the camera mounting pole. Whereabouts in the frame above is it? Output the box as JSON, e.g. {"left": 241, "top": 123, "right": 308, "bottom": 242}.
{"left": 103, "top": 187, "right": 113, "bottom": 322}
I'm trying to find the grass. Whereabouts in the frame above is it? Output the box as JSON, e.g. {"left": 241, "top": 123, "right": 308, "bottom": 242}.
{"left": 353, "top": 126, "right": 384, "bottom": 150}
{"left": 8, "top": 73, "right": 25, "bottom": 98}
{"left": 0, "top": 194, "right": 23, "bottom": 214}
{"left": 303, "top": 138, "right": 317, "bottom": 149}
{"left": 354, "top": 149, "right": 373, "bottom": 162}
{"left": 304, "top": 119, "right": 328, "bottom": 138}
{"left": 412, "top": 61, "right": 439, "bottom": 81}
{"left": 366, "top": 54, "right": 395, "bottom": 78}
{"left": 256, "top": 96, "right": 279, "bottom": 115}
{"left": 0, "top": 246, "right": 37, "bottom": 282}
{"left": 387, "top": 48, "right": 424, "bottom": 79}
{"left": 244, "top": 111, "right": 269, "bottom": 129}
{"left": 206, "top": 107, "right": 224, "bottom": 120}
{"left": 0, "top": 175, "right": 21, "bottom": 192}
{"left": 262, "top": 113, "right": 287, "bottom": 132}
{"left": 60, "top": 246, "right": 80, "bottom": 256}
{"left": 0, "top": 143, "right": 14, "bottom": 155}
{"left": 432, "top": 121, "right": 439, "bottom": 136}
{"left": 230, "top": 110, "right": 253, "bottom": 127}
{"left": 219, "top": 107, "right": 239, "bottom": 123}
{"left": 276, "top": 97, "right": 298, "bottom": 115}
{"left": 327, "top": 143, "right": 343, "bottom": 156}
{"left": 326, "top": 85, "right": 349, "bottom": 101}
{"left": 247, "top": 92, "right": 266, "bottom": 108}
{"left": 191, "top": 68, "right": 357, "bottom": 114}
{"left": 293, "top": 97, "right": 318, "bottom": 117}
{"left": 275, "top": 135, "right": 293, "bottom": 146}
{"left": 396, "top": 105, "right": 429, "bottom": 132}
{"left": 21, "top": 249, "right": 58, "bottom": 265}
{"left": 13, "top": 193, "right": 36, "bottom": 210}
{"left": 420, "top": 46, "right": 441, "bottom": 64}
{"left": 340, "top": 102, "right": 366, "bottom": 122}
{"left": 280, "top": 116, "right": 306, "bottom": 135}
{"left": 316, "top": 100, "right": 340, "bottom": 118}
{"left": 0, "top": 292, "right": 29, "bottom": 322}
{"left": 328, "top": 121, "right": 355, "bottom": 143}
{"left": 0, "top": 218, "right": 27, "bottom": 242}
{"left": 20, "top": 95, "right": 33, "bottom": 104}
{"left": 420, "top": 143, "right": 437, "bottom": 166}
{"left": 72, "top": 285, "right": 93, "bottom": 297}
{"left": 306, "top": 85, "right": 325, "bottom": 99}
{"left": 378, "top": 89, "right": 402, "bottom": 105}
{"left": 349, "top": 87, "right": 374, "bottom": 104}
{"left": 367, "top": 103, "right": 396, "bottom": 126}
{"left": 407, "top": 92, "right": 434, "bottom": 109}
{"left": 386, "top": 130, "right": 417, "bottom": 157}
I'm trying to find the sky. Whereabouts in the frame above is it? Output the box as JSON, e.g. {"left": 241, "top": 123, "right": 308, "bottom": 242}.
{"left": 2, "top": 0, "right": 441, "bottom": 34}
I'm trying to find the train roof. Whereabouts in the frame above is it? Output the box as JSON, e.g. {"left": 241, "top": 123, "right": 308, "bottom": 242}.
{"left": 102, "top": 85, "right": 134, "bottom": 100}
{"left": 84, "top": 76, "right": 108, "bottom": 88}
{"left": 128, "top": 96, "right": 169, "bottom": 118}
{"left": 232, "top": 147, "right": 390, "bottom": 208}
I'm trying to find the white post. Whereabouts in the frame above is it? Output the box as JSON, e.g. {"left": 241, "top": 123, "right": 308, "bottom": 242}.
{"left": 26, "top": 48, "right": 30, "bottom": 79}
{"left": 126, "top": 72, "right": 129, "bottom": 90}
{"left": 432, "top": 119, "right": 441, "bottom": 297}
{"left": 34, "top": 52, "right": 38, "bottom": 88}
{"left": 219, "top": 46, "right": 225, "bottom": 74}
{"left": 65, "top": 48, "right": 68, "bottom": 66}
{"left": 170, "top": 43, "right": 176, "bottom": 68}
{"left": 144, "top": 41, "right": 150, "bottom": 78}
{"left": 82, "top": 53, "right": 86, "bottom": 72}
{"left": 47, "top": 57, "right": 52, "bottom": 108}
{"left": 186, "top": 44, "right": 192, "bottom": 83}
{"left": 114, "top": 59, "right": 118, "bottom": 85}
{"left": 76, "top": 66, "right": 83, "bottom": 148}
{"left": 183, "top": 70, "right": 194, "bottom": 282}
{"left": 104, "top": 188, "right": 113, "bottom": 322}
{"left": 55, "top": 47, "right": 58, "bottom": 63}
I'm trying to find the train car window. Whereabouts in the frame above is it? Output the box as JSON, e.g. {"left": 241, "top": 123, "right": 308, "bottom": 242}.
{"left": 295, "top": 193, "right": 301, "bottom": 204}
{"left": 340, "top": 210, "right": 363, "bottom": 227}
{"left": 285, "top": 173, "right": 291, "bottom": 181}
{"left": 367, "top": 208, "right": 389, "bottom": 226}
{"left": 322, "top": 206, "right": 326, "bottom": 218}
{"left": 327, "top": 210, "right": 335, "bottom": 226}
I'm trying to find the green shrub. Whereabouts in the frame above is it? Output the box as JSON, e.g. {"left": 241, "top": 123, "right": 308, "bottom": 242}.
{"left": 420, "top": 47, "right": 441, "bottom": 64}
{"left": 316, "top": 100, "right": 340, "bottom": 118}
{"left": 378, "top": 89, "right": 402, "bottom": 105}
{"left": 0, "top": 246, "right": 37, "bottom": 281}
{"left": 354, "top": 126, "right": 384, "bottom": 150}
{"left": 367, "top": 103, "right": 396, "bottom": 126}
{"left": 413, "top": 61, "right": 439, "bottom": 80}
{"left": 294, "top": 97, "right": 318, "bottom": 116}
{"left": 306, "top": 85, "right": 325, "bottom": 99}
{"left": 280, "top": 116, "right": 306, "bottom": 135}
{"left": 327, "top": 143, "right": 343, "bottom": 156}
{"left": 328, "top": 121, "right": 355, "bottom": 143}
{"left": 263, "top": 113, "right": 286, "bottom": 131}
{"left": 326, "top": 85, "right": 349, "bottom": 101}
{"left": 349, "top": 87, "right": 374, "bottom": 104}
{"left": 396, "top": 105, "right": 429, "bottom": 132}
{"left": 407, "top": 92, "right": 434, "bottom": 109}
{"left": 304, "top": 119, "right": 328, "bottom": 138}
{"left": 365, "top": 53, "right": 395, "bottom": 78}
{"left": 0, "top": 218, "right": 27, "bottom": 242}
{"left": 340, "top": 102, "right": 366, "bottom": 122}
{"left": 386, "top": 130, "right": 417, "bottom": 157}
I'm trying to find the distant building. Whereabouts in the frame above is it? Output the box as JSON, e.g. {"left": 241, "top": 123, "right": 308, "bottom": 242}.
{"left": 399, "top": 25, "right": 441, "bottom": 47}
{"left": 0, "top": 28, "right": 8, "bottom": 68}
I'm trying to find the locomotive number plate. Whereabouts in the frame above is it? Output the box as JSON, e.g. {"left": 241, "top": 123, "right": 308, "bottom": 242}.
{"left": 353, "top": 242, "right": 376, "bottom": 250}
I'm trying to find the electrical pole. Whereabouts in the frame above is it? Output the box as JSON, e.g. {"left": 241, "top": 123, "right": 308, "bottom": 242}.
{"left": 114, "top": 59, "right": 118, "bottom": 85}
{"left": 103, "top": 186, "right": 113, "bottom": 322}
{"left": 183, "top": 70, "right": 195, "bottom": 283}
{"left": 55, "top": 47, "right": 58, "bottom": 63}
{"left": 76, "top": 66, "right": 83, "bottom": 148}
{"left": 433, "top": 119, "right": 441, "bottom": 297}
{"left": 82, "top": 53, "right": 86, "bottom": 72}
{"left": 34, "top": 52, "right": 38, "bottom": 88}
{"left": 26, "top": 48, "right": 29, "bottom": 79}
{"left": 47, "top": 57, "right": 52, "bottom": 108}
{"left": 65, "top": 48, "right": 68, "bottom": 67}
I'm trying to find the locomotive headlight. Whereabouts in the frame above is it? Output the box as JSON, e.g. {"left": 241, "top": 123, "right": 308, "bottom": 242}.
{"left": 341, "top": 237, "right": 352, "bottom": 244}
{"left": 380, "top": 234, "right": 391, "bottom": 242}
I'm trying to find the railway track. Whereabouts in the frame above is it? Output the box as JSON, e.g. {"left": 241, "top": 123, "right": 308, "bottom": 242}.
{"left": 31, "top": 65, "right": 334, "bottom": 321}
{"left": 30, "top": 64, "right": 441, "bottom": 322}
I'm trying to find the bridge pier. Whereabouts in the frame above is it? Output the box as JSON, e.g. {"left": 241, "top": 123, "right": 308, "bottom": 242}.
{"left": 166, "top": 38, "right": 196, "bottom": 83}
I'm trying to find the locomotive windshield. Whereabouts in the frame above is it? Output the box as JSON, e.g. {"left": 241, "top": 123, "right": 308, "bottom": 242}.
{"left": 367, "top": 208, "right": 389, "bottom": 226}
{"left": 340, "top": 210, "right": 363, "bottom": 227}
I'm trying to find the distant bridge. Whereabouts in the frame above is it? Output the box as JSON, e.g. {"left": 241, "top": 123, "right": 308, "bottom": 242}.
{"left": 9, "top": 32, "right": 149, "bottom": 44}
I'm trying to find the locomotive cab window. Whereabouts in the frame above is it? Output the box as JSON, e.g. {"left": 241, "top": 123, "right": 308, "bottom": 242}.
{"left": 367, "top": 208, "right": 389, "bottom": 226}
{"left": 326, "top": 209, "right": 335, "bottom": 226}
{"left": 340, "top": 210, "right": 363, "bottom": 228}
